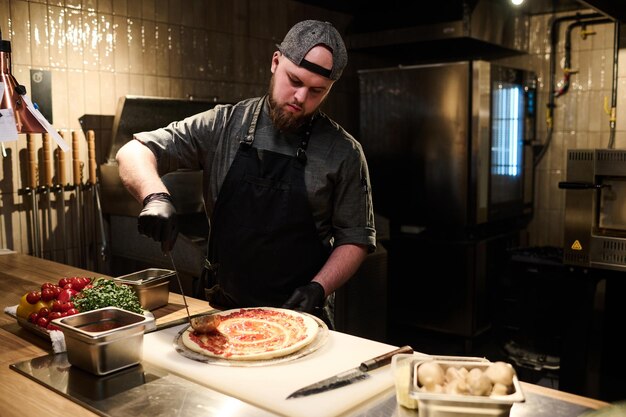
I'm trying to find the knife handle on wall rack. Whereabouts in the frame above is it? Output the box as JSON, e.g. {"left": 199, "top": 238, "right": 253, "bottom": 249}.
{"left": 56, "top": 131, "right": 66, "bottom": 186}
{"left": 358, "top": 345, "right": 414, "bottom": 372}
{"left": 26, "top": 133, "right": 38, "bottom": 189}
{"left": 72, "top": 131, "right": 82, "bottom": 186}
{"left": 87, "top": 129, "right": 96, "bottom": 185}
{"left": 42, "top": 133, "right": 53, "bottom": 188}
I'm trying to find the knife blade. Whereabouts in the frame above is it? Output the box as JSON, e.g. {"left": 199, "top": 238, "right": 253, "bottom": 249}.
{"left": 286, "top": 345, "right": 413, "bottom": 399}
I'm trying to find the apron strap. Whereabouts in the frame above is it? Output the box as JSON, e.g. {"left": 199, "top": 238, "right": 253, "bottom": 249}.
{"left": 242, "top": 96, "right": 265, "bottom": 146}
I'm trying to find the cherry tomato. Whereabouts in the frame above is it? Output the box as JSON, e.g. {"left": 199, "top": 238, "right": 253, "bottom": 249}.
{"left": 41, "top": 282, "right": 56, "bottom": 291}
{"left": 51, "top": 300, "right": 64, "bottom": 312}
{"left": 71, "top": 277, "right": 91, "bottom": 291}
{"left": 47, "top": 324, "right": 61, "bottom": 331}
{"left": 31, "top": 300, "right": 52, "bottom": 316}
{"left": 41, "top": 288, "right": 56, "bottom": 302}
{"left": 65, "top": 308, "right": 79, "bottom": 316}
{"left": 37, "top": 307, "right": 50, "bottom": 317}
{"left": 36, "top": 317, "right": 49, "bottom": 328}
{"left": 58, "top": 288, "right": 77, "bottom": 303}
{"left": 48, "top": 311, "right": 62, "bottom": 320}
{"left": 58, "top": 277, "right": 70, "bottom": 288}
{"left": 26, "top": 291, "right": 41, "bottom": 304}
{"left": 61, "top": 301, "right": 75, "bottom": 312}
{"left": 51, "top": 286, "right": 62, "bottom": 297}
{"left": 28, "top": 312, "right": 39, "bottom": 323}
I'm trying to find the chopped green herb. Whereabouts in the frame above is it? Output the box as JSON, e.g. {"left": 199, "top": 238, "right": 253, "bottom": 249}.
{"left": 73, "top": 277, "right": 143, "bottom": 314}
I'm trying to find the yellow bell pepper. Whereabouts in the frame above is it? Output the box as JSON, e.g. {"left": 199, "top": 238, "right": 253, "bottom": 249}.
{"left": 16, "top": 293, "right": 53, "bottom": 319}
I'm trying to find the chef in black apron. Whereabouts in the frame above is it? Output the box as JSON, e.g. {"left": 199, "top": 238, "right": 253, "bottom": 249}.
{"left": 117, "top": 20, "right": 376, "bottom": 331}
{"left": 202, "top": 96, "right": 332, "bottom": 325}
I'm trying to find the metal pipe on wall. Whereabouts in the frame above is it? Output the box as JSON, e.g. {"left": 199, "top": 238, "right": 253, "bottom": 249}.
{"left": 534, "top": 12, "right": 603, "bottom": 167}
{"left": 607, "top": 22, "right": 620, "bottom": 149}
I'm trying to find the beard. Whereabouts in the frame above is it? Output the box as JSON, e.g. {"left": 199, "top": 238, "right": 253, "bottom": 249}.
{"left": 267, "top": 75, "right": 316, "bottom": 133}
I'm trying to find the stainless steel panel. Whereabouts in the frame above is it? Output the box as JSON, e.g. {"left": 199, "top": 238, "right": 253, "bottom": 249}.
{"left": 359, "top": 61, "right": 472, "bottom": 233}
{"left": 11, "top": 354, "right": 281, "bottom": 417}
{"left": 359, "top": 60, "right": 534, "bottom": 237}
{"left": 346, "top": 0, "right": 530, "bottom": 61}
{"left": 473, "top": 60, "right": 492, "bottom": 225}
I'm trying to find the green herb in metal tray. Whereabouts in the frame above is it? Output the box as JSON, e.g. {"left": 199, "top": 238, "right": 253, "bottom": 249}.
{"left": 73, "top": 277, "right": 143, "bottom": 314}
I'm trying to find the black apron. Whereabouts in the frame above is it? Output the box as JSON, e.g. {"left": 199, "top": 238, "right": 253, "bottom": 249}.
{"left": 202, "top": 96, "right": 330, "bottom": 311}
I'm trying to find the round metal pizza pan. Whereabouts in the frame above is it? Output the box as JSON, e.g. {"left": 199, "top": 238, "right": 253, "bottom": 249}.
{"left": 173, "top": 311, "right": 329, "bottom": 367}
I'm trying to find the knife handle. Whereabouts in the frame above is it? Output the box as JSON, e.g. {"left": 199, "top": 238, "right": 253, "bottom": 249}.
{"left": 87, "top": 129, "right": 96, "bottom": 185}
{"left": 27, "top": 134, "right": 38, "bottom": 189}
{"left": 42, "top": 133, "right": 53, "bottom": 187}
{"left": 57, "top": 131, "right": 67, "bottom": 186}
{"left": 72, "top": 130, "right": 82, "bottom": 186}
{"left": 358, "top": 345, "right": 414, "bottom": 372}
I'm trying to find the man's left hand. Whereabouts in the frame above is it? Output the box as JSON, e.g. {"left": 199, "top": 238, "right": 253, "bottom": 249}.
{"left": 282, "top": 282, "right": 325, "bottom": 314}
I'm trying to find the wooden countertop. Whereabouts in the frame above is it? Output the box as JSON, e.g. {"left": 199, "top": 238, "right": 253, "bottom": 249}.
{"left": 0, "top": 252, "right": 214, "bottom": 417}
{"left": 0, "top": 252, "right": 610, "bottom": 417}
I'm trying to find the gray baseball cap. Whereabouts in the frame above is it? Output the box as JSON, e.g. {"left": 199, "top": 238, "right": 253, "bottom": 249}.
{"left": 277, "top": 20, "right": 347, "bottom": 81}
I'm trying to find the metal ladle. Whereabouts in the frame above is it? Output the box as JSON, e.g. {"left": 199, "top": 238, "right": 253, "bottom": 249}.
{"left": 190, "top": 314, "right": 221, "bottom": 333}
{"left": 167, "top": 251, "right": 220, "bottom": 333}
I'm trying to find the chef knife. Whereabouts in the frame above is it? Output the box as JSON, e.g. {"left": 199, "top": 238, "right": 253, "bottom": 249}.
{"left": 286, "top": 345, "right": 413, "bottom": 399}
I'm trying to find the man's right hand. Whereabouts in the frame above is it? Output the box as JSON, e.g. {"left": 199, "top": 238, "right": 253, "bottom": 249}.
{"left": 138, "top": 193, "right": 178, "bottom": 253}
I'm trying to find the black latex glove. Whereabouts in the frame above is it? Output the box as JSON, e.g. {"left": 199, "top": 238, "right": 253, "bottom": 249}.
{"left": 138, "top": 193, "right": 178, "bottom": 253}
{"left": 282, "top": 281, "right": 325, "bottom": 314}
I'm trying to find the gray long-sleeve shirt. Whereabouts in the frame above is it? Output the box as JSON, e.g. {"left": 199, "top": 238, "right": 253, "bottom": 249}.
{"left": 134, "top": 96, "right": 376, "bottom": 252}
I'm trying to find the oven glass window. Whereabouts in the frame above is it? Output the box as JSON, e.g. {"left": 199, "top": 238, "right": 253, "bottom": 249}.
{"left": 491, "top": 82, "right": 524, "bottom": 204}
{"left": 599, "top": 179, "right": 626, "bottom": 231}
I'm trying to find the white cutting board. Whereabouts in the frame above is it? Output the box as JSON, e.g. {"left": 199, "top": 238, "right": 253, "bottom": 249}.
{"left": 142, "top": 325, "right": 400, "bottom": 417}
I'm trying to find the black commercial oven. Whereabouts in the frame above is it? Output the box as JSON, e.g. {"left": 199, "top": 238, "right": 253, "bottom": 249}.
{"left": 359, "top": 60, "right": 536, "bottom": 341}
{"left": 558, "top": 148, "right": 626, "bottom": 401}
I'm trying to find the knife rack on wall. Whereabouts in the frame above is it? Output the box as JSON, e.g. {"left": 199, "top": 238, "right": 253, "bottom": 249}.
{"left": 15, "top": 130, "right": 108, "bottom": 273}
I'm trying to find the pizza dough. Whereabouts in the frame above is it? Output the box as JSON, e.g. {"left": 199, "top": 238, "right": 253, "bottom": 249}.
{"left": 181, "top": 307, "right": 319, "bottom": 361}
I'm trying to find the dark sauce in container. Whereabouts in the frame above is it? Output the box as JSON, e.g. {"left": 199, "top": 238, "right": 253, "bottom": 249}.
{"left": 79, "top": 319, "right": 123, "bottom": 332}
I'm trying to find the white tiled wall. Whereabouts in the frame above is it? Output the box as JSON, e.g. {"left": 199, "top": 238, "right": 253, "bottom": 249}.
{"left": 524, "top": 12, "right": 625, "bottom": 248}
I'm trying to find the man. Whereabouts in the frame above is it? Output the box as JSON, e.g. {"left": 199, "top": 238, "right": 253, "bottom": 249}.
{"left": 116, "top": 20, "right": 376, "bottom": 327}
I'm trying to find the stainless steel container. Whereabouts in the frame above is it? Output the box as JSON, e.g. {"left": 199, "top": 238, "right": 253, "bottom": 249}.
{"left": 52, "top": 307, "right": 154, "bottom": 375}
{"left": 114, "top": 268, "right": 174, "bottom": 310}
{"left": 409, "top": 357, "right": 525, "bottom": 417}
{"left": 392, "top": 355, "right": 525, "bottom": 417}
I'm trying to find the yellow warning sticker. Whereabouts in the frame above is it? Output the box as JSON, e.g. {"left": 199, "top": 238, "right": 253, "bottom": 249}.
{"left": 571, "top": 240, "right": 583, "bottom": 250}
